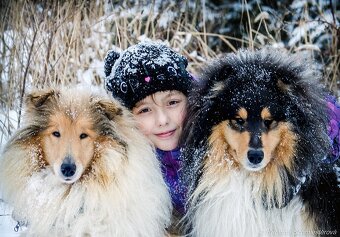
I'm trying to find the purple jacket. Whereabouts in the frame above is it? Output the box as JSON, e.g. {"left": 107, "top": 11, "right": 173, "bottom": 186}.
{"left": 156, "top": 148, "right": 187, "bottom": 215}
{"left": 326, "top": 96, "right": 340, "bottom": 163}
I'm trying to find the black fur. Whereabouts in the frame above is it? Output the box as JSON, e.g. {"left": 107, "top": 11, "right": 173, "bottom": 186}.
{"left": 180, "top": 48, "right": 340, "bottom": 233}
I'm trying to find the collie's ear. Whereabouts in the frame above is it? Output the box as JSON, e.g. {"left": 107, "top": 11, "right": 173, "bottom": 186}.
{"left": 26, "top": 89, "right": 57, "bottom": 108}
{"left": 95, "top": 100, "right": 123, "bottom": 120}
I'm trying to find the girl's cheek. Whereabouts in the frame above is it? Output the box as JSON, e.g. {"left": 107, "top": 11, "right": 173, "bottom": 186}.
{"left": 182, "top": 109, "right": 187, "bottom": 119}
{"left": 178, "top": 113, "right": 185, "bottom": 126}
{"left": 135, "top": 118, "right": 152, "bottom": 135}
{"left": 179, "top": 106, "right": 187, "bottom": 123}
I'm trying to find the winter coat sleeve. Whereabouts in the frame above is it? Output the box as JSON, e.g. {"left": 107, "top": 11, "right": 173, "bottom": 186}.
{"left": 326, "top": 96, "right": 340, "bottom": 163}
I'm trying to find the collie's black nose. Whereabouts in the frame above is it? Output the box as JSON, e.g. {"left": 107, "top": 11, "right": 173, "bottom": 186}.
{"left": 247, "top": 150, "right": 264, "bottom": 165}
{"left": 61, "top": 157, "right": 76, "bottom": 177}
{"left": 61, "top": 163, "right": 76, "bottom": 177}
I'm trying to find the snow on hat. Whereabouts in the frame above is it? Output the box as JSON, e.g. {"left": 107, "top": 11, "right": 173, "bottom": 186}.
{"left": 104, "top": 42, "right": 192, "bottom": 109}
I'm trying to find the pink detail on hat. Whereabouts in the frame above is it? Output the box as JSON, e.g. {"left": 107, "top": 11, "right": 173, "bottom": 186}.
{"left": 144, "top": 76, "right": 151, "bottom": 82}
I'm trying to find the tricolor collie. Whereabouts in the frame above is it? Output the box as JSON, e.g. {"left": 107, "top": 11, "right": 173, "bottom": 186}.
{"left": 181, "top": 49, "right": 340, "bottom": 236}
{"left": 0, "top": 86, "right": 171, "bottom": 236}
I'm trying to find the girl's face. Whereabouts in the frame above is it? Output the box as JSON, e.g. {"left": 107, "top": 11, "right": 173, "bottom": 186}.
{"left": 132, "top": 90, "right": 187, "bottom": 151}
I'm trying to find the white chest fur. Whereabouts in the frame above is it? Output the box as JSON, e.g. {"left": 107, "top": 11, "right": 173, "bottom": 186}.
{"left": 189, "top": 171, "right": 315, "bottom": 237}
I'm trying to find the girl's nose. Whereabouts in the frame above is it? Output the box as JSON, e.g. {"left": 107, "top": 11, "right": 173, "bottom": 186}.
{"left": 156, "top": 109, "right": 169, "bottom": 127}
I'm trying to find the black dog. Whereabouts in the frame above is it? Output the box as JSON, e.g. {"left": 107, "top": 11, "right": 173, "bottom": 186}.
{"left": 181, "top": 48, "right": 340, "bottom": 236}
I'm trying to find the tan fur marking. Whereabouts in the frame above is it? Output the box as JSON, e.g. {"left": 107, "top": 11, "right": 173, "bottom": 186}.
{"left": 26, "top": 89, "right": 55, "bottom": 108}
{"left": 255, "top": 122, "right": 297, "bottom": 206}
{"left": 203, "top": 121, "right": 238, "bottom": 179}
{"left": 81, "top": 136, "right": 126, "bottom": 187}
{"left": 41, "top": 113, "right": 96, "bottom": 165}
{"left": 277, "top": 79, "right": 290, "bottom": 92}
{"left": 225, "top": 124, "right": 250, "bottom": 167}
{"left": 17, "top": 136, "right": 48, "bottom": 174}
{"left": 272, "top": 122, "right": 297, "bottom": 172}
{"left": 237, "top": 107, "right": 248, "bottom": 119}
{"left": 261, "top": 107, "right": 272, "bottom": 120}
{"left": 96, "top": 100, "right": 123, "bottom": 120}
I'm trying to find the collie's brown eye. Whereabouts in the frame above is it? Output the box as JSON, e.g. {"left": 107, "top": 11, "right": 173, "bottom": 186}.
{"left": 230, "top": 118, "right": 246, "bottom": 130}
{"left": 52, "top": 131, "right": 60, "bottom": 137}
{"left": 264, "top": 119, "right": 278, "bottom": 129}
{"left": 80, "top": 133, "right": 88, "bottom": 139}
{"left": 235, "top": 118, "right": 245, "bottom": 126}
{"left": 264, "top": 119, "right": 273, "bottom": 127}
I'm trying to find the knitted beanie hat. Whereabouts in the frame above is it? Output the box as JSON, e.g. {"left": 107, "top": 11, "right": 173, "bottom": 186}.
{"left": 104, "top": 42, "right": 193, "bottom": 109}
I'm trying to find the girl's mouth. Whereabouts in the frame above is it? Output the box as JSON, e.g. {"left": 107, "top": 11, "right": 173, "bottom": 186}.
{"left": 155, "top": 129, "right": 176, "bottom": 138}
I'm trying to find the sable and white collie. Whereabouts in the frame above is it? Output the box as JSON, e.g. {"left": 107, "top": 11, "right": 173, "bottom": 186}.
{"left": 181, "top": 49, "right": 340, "bottom": 236}
{"left": 0, "top": 86, "right": 171, "bottom": 237}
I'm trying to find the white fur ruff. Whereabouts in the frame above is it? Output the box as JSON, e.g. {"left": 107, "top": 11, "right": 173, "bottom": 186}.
{"left": 188, "top": 170, "right": 315, "bottom": 237}
{"left": 0, "top": 140, "right": 171, "bottom": 237}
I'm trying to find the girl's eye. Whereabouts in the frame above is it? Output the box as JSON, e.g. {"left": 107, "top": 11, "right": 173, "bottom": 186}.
{"left": 52, "top": 131, "right": 60, "bottom": 137}
{"left": 168, "top": 100, "right": 180, "bottom": 106}
{"left": 80, "top": 133, "right": 88, "bottom": 139}
{"left": 138, "top": 108, "right": 151, "bottom": 114}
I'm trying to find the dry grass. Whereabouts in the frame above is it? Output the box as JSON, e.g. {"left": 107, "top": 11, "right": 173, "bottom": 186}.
{"left": 0, "top": 0, "right": 339, "bottom": 144}
{"left": 0, "top": 1, "right": 109, "bottom": 140}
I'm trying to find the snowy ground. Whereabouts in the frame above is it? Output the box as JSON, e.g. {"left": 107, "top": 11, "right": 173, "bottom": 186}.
{"left": 0, "top": 199, "right": 22, "bottom": 236}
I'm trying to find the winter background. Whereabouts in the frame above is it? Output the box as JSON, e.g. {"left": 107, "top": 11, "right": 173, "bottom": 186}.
{"left": 0, "top": 0, "right": 339, "bottom": 236}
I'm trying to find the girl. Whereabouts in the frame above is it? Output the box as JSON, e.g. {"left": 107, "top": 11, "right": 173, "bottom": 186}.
{"left": 104, "top": 41, "right": 193, "bottom": 235}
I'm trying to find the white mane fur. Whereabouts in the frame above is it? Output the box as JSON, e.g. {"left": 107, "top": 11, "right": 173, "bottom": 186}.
{"left": 187, "top": 170, "right": 315, "bottom": 237}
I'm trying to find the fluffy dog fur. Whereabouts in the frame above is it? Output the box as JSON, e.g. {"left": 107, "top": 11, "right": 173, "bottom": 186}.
{"left": 0, "top": 86, "right": 171, "bottom": 237}
{"left": 181, "top": 49, "right": 340, "bottom": 236}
